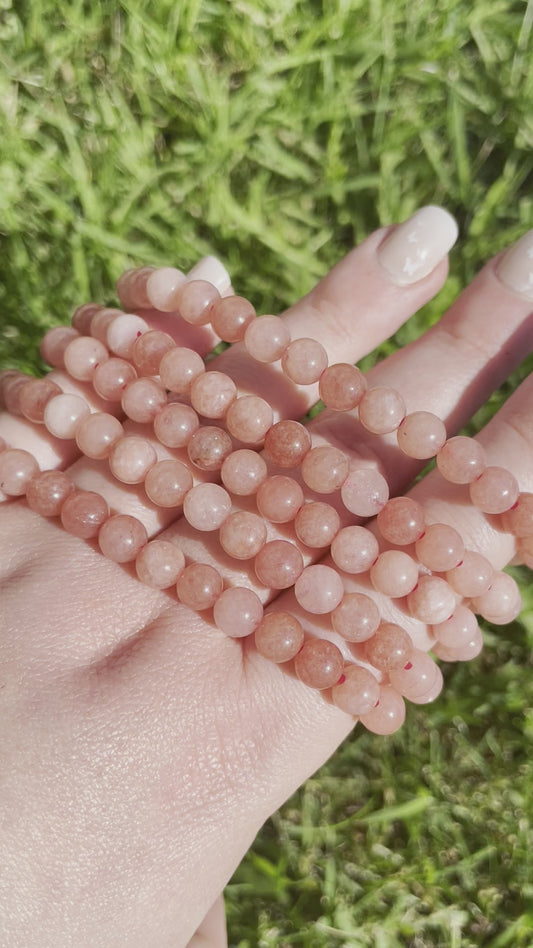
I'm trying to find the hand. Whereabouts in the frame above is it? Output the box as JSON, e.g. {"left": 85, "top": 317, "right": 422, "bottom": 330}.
{"left": 1, "top": 208, "right": 533, "bottom": 947}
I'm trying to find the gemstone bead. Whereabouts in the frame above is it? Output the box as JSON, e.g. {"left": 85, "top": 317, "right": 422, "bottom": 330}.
{"left": 332, "top": 664, "right": 380, "bottom": 715}
{"left": 407, "top": 575, "right": 456, "bottom": 624}
{"left": 219, "top": 511, "right": 267, "bottom": 559}
{"left": 153, "top": 403, "right": 199, "bottom": 448}
{"left": 40, "top": 326, "right": 80, "bottom": 368}
{"left": 389, "top": 650, "right": 440, "bottom": 700}
{"left": 213, "top": 586, "right": 264, "bottom": 638}
{"left": 190, "top": 371, "right": 237, "bottom": 418}
{"left": 432, "top": 627, "right": 483, "bottom": 662}
{"left": 177, "top": 563, "right": 223, "bottom": 610}
{"left": 244, "top": 315, "right": 291, "bottom": 363}
{"left": 281, "top": 338, "right": 328, "bottom": 385}
{"left": 301, "top": 445, "right": 350, "bottom": 494}
{"left": 109, "top": 436, "right": 157, "bottom": 484}
{"left": 330, "top": 526, "right": 379, "bottom": 574}
{"left": 43, "top": 393, "right": 90, "bottom": 439}
{"left": 358, "top": 387, "right": 406, "bottom": 434}
{"left": 60, "top": 490, "right": 109, "bottom": 539}
{"left": 19, "top": 378, "right": 63, "bottom": 423}
{"left": 364, "top": 623, "right": 413, "bottom": 671}
{"left": 93, "top": 358, "right": 137, "bottom": 401}
{"left": 376, "top": 496, "right": 425, "bottom": 545}
{"left": 370, "top": 550, "right": 419, "bottom": 598}
{"left": 90, "top": 308, "right": 124, "bottom": 344}
{"left": 436, "top": 436, "right": 486, "bottom": 484}
{"left": 159, "top": 347, "right": 205, "bottom": 394}
{"left": 501, "top": 492, "right": 533, "bottom": 537}
{"left": 75, "top": 412, "right": 124, "bottom": 459}
{"left": 294, "top": 501, "right": 341, "bottom": 548}
{"left": 432, "top": 605, "right": 479, "bottom": 648}
{"left": 446, "top": 551, "right": 494, "bottom": 597}
{"left": 187, "top": 425, "right": 233, "bottom": 472}
{"left": 210, "top": 295, "right": 256, "bottom": 342}
{"left": 107, "top": 314, "right": 149, "bottom": 360}
{"left": 98, "top": 514, "right": 148, "bottom": 563}
{"left": 469, "top": 465, "right": 520, "bottom": 514}
{"left": 71, "top": 302, "right": 103, "bottom": 334}
{"left": 121, "top": 378, "right": 167, "bottom": 423}
{"left": 131, "top": 330, "right": 175, "bottom": 376}
{"left": 177, "top": 280, "right": 220, "bottom": 325}
{"left": 182, "top": 483, "right": 232, "bottom": 531}
{"left": 360, "top": 685, "right": 406, "bottom": 735}
{"left": 397, "top": 411, "right": 447, "bottom": 459}
{"left": 26, "top": 470, "right": 75, "bottom": 516}
{"left": 144, "top": 459, "right": 193, "bottom": 507}
{"left": 145, "top": 267, "right": 187, "bottom": 311}
{"left": 135, "top": 539, "right": 186, "bottom": 588}
{"left": 117, "top": 266, "right": 156, "bottom": 309}
{"left": 330, "top": 593, "right": 380, "bottom": 643}
{"left": 225, "top": 395, "right": 273, "bottom": 444}
{"left": 471, "top": 571, "right": 522, "bottom": 625}
{"left": 340, "top": 467, "right": 389, "bottom": 517}
{"left": 294, "top": 638, "right": 344, "bottom": 689}
{"left": 256, "top": 475, "right": 304, "bottom": 523}
{"left": 63, "top": 336, "right": 109, "bottom": 381}
{"left": 263, "top": 420, "right": 311, "bottom": 468}
{"left": 318, "top": 363, "right": 367, "bottom": 411}
{"left": 221, "top": 449, "right": 268, "bottom": 495}
{"left": 294, "top": 564, "right": 344, "bottom": 614}
{"left": 254, "top": 539, "right": 304, "bottom": 589}
{"left": 415, "top": 523, "right": 465, "bottom": 572}
{"left": 0, "top": 449, "right": 39, "bottom": 495}
{"left": 254, "top": 612, "right": 304, "bottom": 663}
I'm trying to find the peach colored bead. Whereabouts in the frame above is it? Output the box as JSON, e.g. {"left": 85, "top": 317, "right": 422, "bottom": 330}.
{"left": 331, "top": 593, "right": 380, "bottom": 643}
{"left": 154, "top": 402, "right": 199, "bottom": 449}
{"left": 370, "top": 550, "right": 419, "bottom": 598}
{"left": 256, "top": 475, "right": 304, "bottom": 523}
{"left": 144, "top": 459, "right": 193, "bottom": 507}
{"left": 221, "top": 449, "right": 268, "bottom": 495}
{"left": 436, "top": 436, "right": 486, "bottom": 484}
{"left": 244, "top": 314, "right": 291, "bottom": 363}
{"left": 294, "top": 501, "right": 340, "bottom": 548}
{"left": 40, "top": 326, "right": 80, "bottom": 368}
{"left": 469, "top": 465, "right": 519, "bottom": 514}
{"left": 190, "top": 371, "right": 237, "bottom": 418}
{"left": 182, "top": 482, "right": 231, "bottom": 531}
{"left": 376, "top": 496, "right": 425, "bottom": 546}
{"left": 432, "top": 627, "right": 483, "bottom": 662}
{"left": 98, "top": 514, "right": 148, "bottom": 563}
{"left": 502, "top": 492, "right": 533, "bottom": 537}
{"left": 281, "top": 337, "right": 328, "bottom": 384}
{"left": 2, "top": 374, "right": 30, "bottom": 415}
{"left": 75, "top": 412, "right": 124, "bottom": 460}
{"left": 213, "top": 586, "right": 264, "bottom": 638}
{"left": 446, "top": 551, "right": 494, "bottom": 598}
{"left": 187, "top": 425, "right": 233, "bottom": 471}
{"left": 254, "top": 612, "right": 304, "bottom": 663}
{"left": 340, "top": 467, "right": 389, "bottom": 517}
{"left": 472, "top": 571, "right": 522, "bottom": 625}
{"left": 177, "top": 280, "right": 220, "bottom": 325}
{"left": 432, "top": 605, "right": 479, "bottom": 649}
{"left": 93, "top": 358, "right": 137, "bottom": 401}
{"left": 90, "top": 308, "right": 124, "bottom": 344}
{"left": 360, "top": 684, "right": 406, "bottom": 734}
{"left": 63, "top": 335, "right": 108, "bottom": 382}
{"left": 121, "top": 378, "right": 167, "bottom": 423}
{"left": 145, "top": 267, "right": 187, "bottom": 311}
{"left": 294, "top": 564, "right": 344, "bottom": 615}
{"left": 26, "top": 470, "right": 75, "bottom": 517}
{"left": 294, "top": 638, "right": 344, "bottom": 690}
{"left": 397, "top": 411, "right": 447, "bottom": 459}
{"left": 0, "top": 449, "right": 39, "bottom": 496}
{"left": 358, "top": 386, "right": 406, "bottom": 434}
{"left": 131, "top": 330, "right": 175, "bottom": 376}
{"left": 330, "top": 526, "right": 379, "bottom": 574}
{"left": 60, "top": 490, "right": 109, "bottom": 539}
{"left": 135, "top": 540, "right": 186, "bottom": 589}
{"left": 264, "top": 420, "right": 311, "bottom": 468}
{"left": 301, "top": 445, "right": 350, "bottom": 494}
{"left": 407, "top": 575, "right": 456, "bottom": 624}
{"left": 210, "top": 295, "right": 256, "bottom": 342}
{"left": 43, "top": 393, "right": 90, "bottom": 439}
{"left": 389, "top": 650, "right": 439, "bottom": 700}
{"left": 332, "top": 664, "right": 380, "bottom": 715}
{"left": 318, "top": 362, "right": 367, "bottom": 412}
{"left": 117, "top": 266, "right": 156, "bottom": 309}
{"left": 219, "top": 511, "right": 267, "bottom": 560}
{"left": 225, "top": 395, "right": 273, "bottom": 443}
{"left": 177, "top": 563, "right": 223, "bottom": 610}
{"left": 159, "top": 346, "right": 206, "bottom": 394}
{"left": 109, "top": 436, "right": 157, "bottom": 484}
{"left": 71, "top": 302, "right": 103, "bottom": 334}
{"left": 408, "top": 665, "right": 444, "bottom": 705}
{"left": 254, "top": 539, "right": 304, "bottom": 589}
{"left": 365, "top": 623, "right": 413, "bottom": 671}
{"left": 415, "top": 523, "right": 465, "bottom": 572}
{"left": 107, "top": 313, "right": 149, "bottom": 360}
{"left": 19, "top": 378, "right": 62, "bottom": 423}
{"left": 0, "top": 370, "right": 24, "bottom": 407}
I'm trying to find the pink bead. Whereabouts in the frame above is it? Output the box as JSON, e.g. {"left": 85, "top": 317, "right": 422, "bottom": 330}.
{"left": 213, "top": 586, "right": 264, "bottom": 638}
{"left": 244, "top": 314, "right": 291, "bottom": 363}
{"left": 370, "top": 550, "right": 419, "bottom": 598}
{"left": 26, "top": 470, "right": 75, "bottom": 516}
{"left": 331, "top": 593, "right": 380, "bottom": 643}
{"left": 93, "top": 358, "right": 137, "bottom": 401}
{"left": 407, "top": 575, "right": 456, "bottom": 624}
{"left": 210, "top": 295, "right": 256, "bottom": 342}
{"left": 0, "top": 449, "right": 39, "bottom": 495}
{"left": 446, "top": 551, "right": 494, "bottom": 597}
{"left": 187, "top": 425, "right": 233, "bottom": 472}
{"left": 63, "top": 336, "right": 109, "bottom": 382}
{"left": 43, "top": 393, "right": 90, "bottom": 439}
{"left": 294, "top": 501, "right": 340, "bottom": 548}
{"left": 98, "top": 514, "right": 148, "bottom": 563}
{"left": 330, "top": 526, "right": 379, "bottom": 574}
{"left": 177, "top": 280, "right": 220, "bottom": 325}
{"left": 154, "top": 402, "right": 199, "bottom": 448}
{"left": 75, "top": 412, "right": 124, "bottom": 459}
{"left": 376, "top": 496, "right": 425, "bottom": 545}
{"left": 332, "top": 664, "right": 380, "bottom": 715}
{"left": 225, "top": 395, "right": 273, "bottom": 444}
{"left": 40, "top": 326, "right": 80, "bottom": 368}
{"left": 389, "top": 650, "right": 439, "bottom": 700}
{"left": 219, "top": 511, "right": 267, "bottom": 559}
{"left": 256, "top": 475, "right": 304, "bottom": 523}
{"left": 408, "top": 665, "right": 444, "bottom": 704}
{"left": 2, "top": 374, "right": 30, "bottom": 415}
{"left": 397, "top": 411, "right": 447, "bottom": 459}
{"left": 19, "top": 378, "right": 63, "bottom": 423}
{"left": 264, "top": 420, "right": 311, "bottom": 468}
{"left": 90, "top": 308, "right": 124, "bottom": 344}
{"left": 121, "top": 378, "right": 167, "bottom": 423}
{"left": 254, "top": 539, "right": 304, "bottom": 589}
{"left": 359, "top": 684, "right": 406, "bottom": 735}
{"left": 294, "top": 638, "right": 344, "bottom": 690}
{"left": 60, "top": 490, "right": 109, "bottom": 539}
{"left": 358, "top": 387, "right": 406, "bottom": 434}
{"left": 471, "top": 571, "right": 522, "bottom": 624}
{"left": 365, "top": 623, "right": 413, "bottom": 671}
{"left": 221, "top": 449, "right": 268, "bottom": 495}
{"left": 145, "top": 267, "right": 187, "bottom": 311}
{"left": 135, "top": 540, "right": 186, "bottom": 588}
{"left": 131, "top": 330, "right": 175, "bottom": 376}
{"left": 501, "top": 492, "right": 533, "bottom": 537}
{"left": 182, "top": 482, "right": 231, "bottom": 531}
{"left": 109, "top": 436, "right": 157, "bottom": 484}
{"left": 281, "top": 337, "right": 328, "bottom": 384}
{"left": 71, "top": 302, "right": 102, "bottom": 334}
{"left": 415, "top": 523, "right": 465, "bottom": 572}
{"left": 190, "top": 371, "right": 237, "bottom": 418}
{"left": 177, "top": 563, "right": 223, "bottom": 610}
{"left": 301, "top": 445, "right": 350, "bottom": 494}
{"left": 107, "top": 313, "right": 149, "bottom": 360}
{"left": 144, "top": 459, "right": 193, "bottom": 507}
{"left": 318, "top": 363, "right": 367, "bottom": 411}
{"left": 294, "top": 564, "right": 344, "bottom": 614}
{"left": 432, "top": 605, "right": 479, "bottom": 648}
{"left": 432, "top": 626, "right": 483, "bottom": 662}
{"left": 340, "top": 467, "right": 389, "bottom": 517}
{"left": 469, "top": 465, "right": 519, "bottom": 514}
{"left": 159, "top": 347, "right": 205, "bottom": 394}
{"left": 436, "top": 436, "right": 486, "bottom": 484}
{"left": 117, "top": 266, "right": 156, "bottom": 309}
{"left": 254, "top": 612, "right": 304, "bottom": 663}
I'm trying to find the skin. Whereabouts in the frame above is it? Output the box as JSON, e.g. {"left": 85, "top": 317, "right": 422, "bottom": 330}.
{"left": 1, "top": 221, "right": 533, "bottom": 947}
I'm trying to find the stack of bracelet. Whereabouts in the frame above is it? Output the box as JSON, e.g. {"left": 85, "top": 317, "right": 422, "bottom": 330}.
{"left": 1, "top": 261, "right": 530, "bottom": 737}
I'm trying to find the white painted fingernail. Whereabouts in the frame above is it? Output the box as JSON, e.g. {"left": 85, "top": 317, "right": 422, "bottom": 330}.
{"left": 496, "top": 230, "right": 533, "bottom": 300}
{"left": 187, "top": 256, "right": 231, "bottom": 292}
{"left": 377, "top": 206, "right": 458, "bottom": 285}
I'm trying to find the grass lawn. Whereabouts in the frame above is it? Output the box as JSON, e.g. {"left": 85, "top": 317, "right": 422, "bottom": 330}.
{"left": 1, "top": 1, "right": 533, "bottom": 944}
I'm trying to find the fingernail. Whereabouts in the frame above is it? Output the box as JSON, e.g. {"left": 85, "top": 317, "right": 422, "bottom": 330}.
{"left": 187, "top": 256, "right": 231, "bottom": 293}
{"left": 377, "top": 206, "right": 459, "bottom": 285}
{"left": 495, "top": 230, "right": 533, "bottom": 300}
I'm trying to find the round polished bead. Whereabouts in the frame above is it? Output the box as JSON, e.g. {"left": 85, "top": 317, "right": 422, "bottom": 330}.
{"left": 43, "top": 393, "right": 90, "bottom": 439}
{"left": 131, "top": 330, "right": 175, "bottom": 376}
{"left": 2, "top": 374, "right": 30, "bottom": 415}
{"left": 63, "top": 336, "right": 109, "bottom": 382}
{"left": 72, "top": 302, "right": 102, "bottom": 335}
{"left": 121, "top": 378, "right": 167, "bottom": 423}
{"left": 40, "top": 326, "right": 80, "bottom": 368}
{"left": 145, "top": 267, "right": 187, "bottom": 311}
{"left": 107, "top": 313, "right": 150, "bottom": 360}
{"left": 294, "top": 501, "right": 340, "bottom": 548}
{"left": 318, "top": 363, "right": 367, "bottom": 411}
{"left": 446, "top": 551, "right": 494, "bottom": 597}
{"left": 407, "top": 575, "right": 456, "bottom": 624}
{"left": 144, "top": 459, "right": 193, "bottom": 507}
{"left": 360, "top": 684, "right": 406, "bottom": 735}
{"left": 210, "top": 295, "right": 256, "bottom": 342}
{"left": 389, "top": 650, "right": 440, "bottom": 700}
{"left": 365, "top": 623, "right": 413, "bottom": 672}
{"left": 219, "top": 511, "right": 267, "bottom": 560}
{"left": 159, "top": 347, "right": 205, "bottom": 394}
{"left": 244, "top": 314, "right": 291, "bottom": 363}
{"left": 90, "top": 308, "right": 124, "bottom": 344}
{"left": 177, "top": 280, "right": 220, "bottom": 325}
{"left": 376, "top": 496, "right": 425, "bottom": 545}
{"left": 254, "top": 612, "right": 304, "bottom": 663}
{"left": 135, "top": 539, "right": 186, "bottom": 589}
{"left": 98, "top": 514, "right": 148, "bottom": 563}
{"left": 332, "top": 664, "right": 380, "bottom": 715}
{"left": 501, "top": 492, "right": 533, "bottom": 537}
{"left": 187, "top": 425, "right": 233, "bottom": 472}
{"left": 60, "top": 490, "right": 109, "bottom": 539}
{"left": 432, "top": 626, "right": 483, "bottom": 662}
{"left": 109, "top": 436, "right": 157, "bottom": 484}
{"left": 397, "top": 411, "right": 447, "bottom": 459}
{"left": 471, "top": 571, "right": 522, "bottom": 625}
{"left": 370, "top": 550, "right": 419, "bottom": 598}
{"left": 19, "top": 378, "right": 62, "bottom": 423}
{"left": 408, "top": 665, "right": 444, "bottom": 705}
{"left": 26, "top": 470, "right": 75, "bottom": 516}
{"left": 225, "top": 395, "right": 273, "bottom": 444}
{"left": 264, "top": 420, "right": 311, "bottom": 468}
{"left": 256, "top": 475, "right": 304, "bottom": 523}
{"left": 469, "top": 465, "right": 519, "bottom": 514}
{"left": 281, "top": 337, "right": 328, "bottom": 385}
{"left": 294, "top": 638, "right": 344, "bottom": 690}
{"left": 415, "top": 523, "right": 465, "bottom": 572}
{"left": 221, "top": 449, "right": 268, "bottom": 495}
{"left": 432, "top": 605, "right": 479, "bottom": 648}
{"left": 182, "top": 483, "right": 231, "bottom": 531}
{"left": 254, "top": 539, "right": 304, "bottom": 589}
{"left": 0, "top": 449, "right": 39, "bottom": 495}
{"left": 213, "top": 586, "right": 263, "bottom": 638}
{"left": 75, "top": 412, "right": 124, "bottom": 460}
{"left": 294, "top": 565, "right": 344, "bottom": 614}
{"left": 301, "top": 445, "right": 350, "bottom": 494}
{"left": 154, "top": 402, "right": 199, "bottom": 448}
{"left": 436, "top": 436, "right": 486, "bottom": 484}
{"left": 177, "top": 563, "right": 223, "bottom": 610}
{"left": 190, "top": 371, "right": 237, "bottom": 418}
{"left": 330, "top": 526, "right": 379, "bottom": 574}
{"left": 358, "top": 386, "right": 406, "bottom": 434}
{"left": 117, "top": 266, "right": 156, "bottom": 309}
{"left": 340, "top": 467, "right": 389, "bottom": 517}
{"left": 93, "top": 358, "right": 137, "bottom": 401}
{"left": 331, "top": 593, "right": 380, "bottom": 643}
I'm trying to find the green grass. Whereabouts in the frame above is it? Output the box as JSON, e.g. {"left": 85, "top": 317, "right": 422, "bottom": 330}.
{"left": 1, "top": 1, "right": 533, "bottom": 944}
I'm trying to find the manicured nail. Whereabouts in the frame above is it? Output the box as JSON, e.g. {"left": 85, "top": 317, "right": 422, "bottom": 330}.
{"left": 187, "top": 256, "right": 231, "bottom": 293}
{"left": 377, "top": 206, "right": 458, "bottom": 285}
{"left": 496, "top": 230, "right": 533, "bottom": 301}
